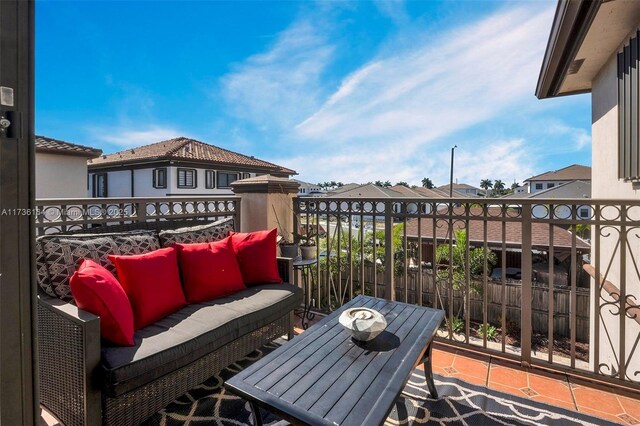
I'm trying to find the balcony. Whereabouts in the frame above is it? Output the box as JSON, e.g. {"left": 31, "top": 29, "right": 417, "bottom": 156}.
{"left": 35, "top": 194, "right": 640, "bottom": 425}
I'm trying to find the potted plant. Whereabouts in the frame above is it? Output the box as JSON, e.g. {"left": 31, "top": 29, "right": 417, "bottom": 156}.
{"left": 273, "top": 208, "right": 298, "bottom": 258}
{"left": 295, "top": 223, "right": 318, "bottom": 260}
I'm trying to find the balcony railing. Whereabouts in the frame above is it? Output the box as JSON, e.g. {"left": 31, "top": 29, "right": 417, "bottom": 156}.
{"left": 34, "top": 196, "right": 240, "bottom": 235}
{"left": 294, "top": 196, "right": 640, "bottom": 391}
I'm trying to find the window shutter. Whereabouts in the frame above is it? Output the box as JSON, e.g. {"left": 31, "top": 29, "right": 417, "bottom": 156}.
{"left": 618, "top": 31, "right": 640, "bottom": 181}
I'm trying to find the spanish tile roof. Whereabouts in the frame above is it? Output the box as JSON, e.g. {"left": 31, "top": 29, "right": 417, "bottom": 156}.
{"left": 405, "top": 206, "right": 589, "bottom": 250}
{"left": 35, "top": 135, "right": 102, "bottom": 158}
{"left": 390, "top": 185, "right": 448, "bottom": 198}
{"left": 437, "top": 183, "right": 480, "bottom": 191}
{"left": 324, "top": 184, "right": 405, "bottom": 198}
{"left": 525, "top": 164, "right": 591, "bottom": 182}
{"left": 88, "top": 137, "right": 296, "bottom": 175}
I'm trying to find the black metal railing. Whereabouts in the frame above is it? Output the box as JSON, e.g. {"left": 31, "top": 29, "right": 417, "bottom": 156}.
{"left": 294, "top": 196, "right": 640, "bottom": 390}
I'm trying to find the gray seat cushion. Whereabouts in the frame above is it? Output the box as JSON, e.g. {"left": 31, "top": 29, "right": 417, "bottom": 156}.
{"left": 100, "top": 283, "right": 302, "bottom": 397}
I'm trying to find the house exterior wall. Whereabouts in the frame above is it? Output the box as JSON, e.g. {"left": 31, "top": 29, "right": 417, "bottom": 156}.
{"left": 528, "top": 180, "right": 567, "bottom": 193}
{"left": 88, "top": 166, "right": 256, "bottom": 197}
{"left": 591, "top": 44, "right": 640, "bottom": 377}
{"left": 35, "top": 153, "right": 89, "bottom": 198}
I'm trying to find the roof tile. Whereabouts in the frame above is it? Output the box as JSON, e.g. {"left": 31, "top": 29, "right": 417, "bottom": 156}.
{"left": 88, "top": 137, "right": 295, "bottom": 174}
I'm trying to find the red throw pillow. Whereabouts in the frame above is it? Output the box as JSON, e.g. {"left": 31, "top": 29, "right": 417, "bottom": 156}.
{"left": 229, "top": 229, "right": 282, "bottom": 285}
{"left": 70, "top": 259, "right": 135, "bottom": 346}
{"left": 109, "top": 247, "right": 186, "bottom": 330}
{"left": 175, "top": 237, "right": 245, "bottom": 303}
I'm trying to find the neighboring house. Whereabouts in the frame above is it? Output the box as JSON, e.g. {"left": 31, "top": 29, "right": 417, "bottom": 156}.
{"left": 324, "top": 183, "right": 361, "bottom": 196}
{"left": 87, "top": 137, "right": 296, "bottom": 197}
{"left": 529, "top": 180, "right": 592, "bottom": 220}
{"left": 405, "top": 206, "right": 590, "bottom": 286}
{"left": 524, "top": 164, "right": 591, "bottom": 193}
{"left": 536, "top": 0, "right": 640, "bottom": 379}
{"left": 506, "top": 183, "right": 530, "bottom": 197}
{"left": 35, "top": 135, "right": 102, "bottom": 198}
{"left": 322, "top": 184, "right": 405, "bottom": 221}
{"left": 293, "top": 180, "right": 325, "bottom": 197}
{"left": 390, "top": 185, "right": 449, "bottom": 198}
{"left": 437, "top": 183, "right": 483, "bottom": 197}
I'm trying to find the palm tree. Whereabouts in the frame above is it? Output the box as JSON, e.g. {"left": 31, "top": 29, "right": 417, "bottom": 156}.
{"left": 493, "top": 179, "right": 506, "bottom": 195}
{"left": 479, "top": 179, "right": 493, "bottom": 197}
{"left": 421, "top": 177, "right": 434, "bottom": 189}
{"left": 511, "top": 181, "right": 521, "bottom": 190}
{"left": 396, "top": 181, "right": 409, "bottom": 187}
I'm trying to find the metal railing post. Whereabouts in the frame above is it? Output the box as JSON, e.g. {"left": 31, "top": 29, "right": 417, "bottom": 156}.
{"left": 521, "top": 203, "right": 533, "bottom": 367}
{"left": 384, "top": 202, "right": 395, "bottom": 301}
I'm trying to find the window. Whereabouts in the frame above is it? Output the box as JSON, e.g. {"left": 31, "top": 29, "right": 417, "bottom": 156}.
{"left": 580, "top": 208, "right": 589, "bottom": 218}
{"left": 242, "top": 172, "right": 251, "bottom": 179}
{"left": 177, "top": 168, "right": 197, "bottom": 188}
{"left": 547, "top": 183, "right": 555, "bottom": 189}
{"left": 618, "top": 31, "right": 640, "bottom": 181}
{"left": 205, "top": 170, "right": 216, "bottom": 189}
{"left": 535, "top": 183, "right": 543, "bottom": 190}
{"left": 92, "top": 173, "right": 107, "bottom": 197}
{"left": 153, "top": 168, "right": 167, "bottom": 188}
{"left": 217, "top": 172, "right": 238, "bottom": 188}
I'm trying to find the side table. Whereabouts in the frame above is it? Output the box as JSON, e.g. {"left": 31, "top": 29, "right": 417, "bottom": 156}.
{"left": 292, "top": 257, "right": 316, "bottom": 330}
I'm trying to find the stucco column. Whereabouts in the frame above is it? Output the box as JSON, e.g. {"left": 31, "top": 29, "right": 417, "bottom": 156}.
{"left": 231, "top": 175, "right": 300, "bottom": 237}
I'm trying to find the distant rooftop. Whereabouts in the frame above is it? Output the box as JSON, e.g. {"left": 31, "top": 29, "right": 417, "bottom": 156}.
{"left": 406, "top": 206, "right": 590, "bottom": 251}
{"left": 437, "top": 182, "right": 480, "bottom": 191}
{"left": 88, "top": 137, "right": 296, "bottom": 175}
{"left": 528, "top": 180, "right": 591, "bottom": 199}
{"left": 35, "top": 135, "right": 102, "bottom": 158}
{"left": 525, "top": 164, "right": 591, "bottom": 182}
{"left": 324, "top": 183, "right": 405, "bottom": 198}
{"left": 390, "top": 185, "right": 448, "bottom": 198}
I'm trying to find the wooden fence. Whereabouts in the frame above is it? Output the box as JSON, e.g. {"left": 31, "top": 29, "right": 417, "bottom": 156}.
{"left": 312, "top": 264, "right": 590, "bottom": 342}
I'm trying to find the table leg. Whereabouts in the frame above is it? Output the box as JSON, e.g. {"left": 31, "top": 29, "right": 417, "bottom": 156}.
{"left": 423, "top": 343, "right": 438, "bottom": 399}
{"left": 249, "top": 401, "right": 263, "bottom": 426}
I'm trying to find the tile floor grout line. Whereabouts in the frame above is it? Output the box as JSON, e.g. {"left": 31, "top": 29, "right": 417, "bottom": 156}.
{"left": 566, "top": 373, "right": 579, "bottom": 411}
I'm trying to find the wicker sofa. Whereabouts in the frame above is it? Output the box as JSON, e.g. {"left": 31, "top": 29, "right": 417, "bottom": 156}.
{"left": 36, "top": 218, "right": 302, "bottom": 426}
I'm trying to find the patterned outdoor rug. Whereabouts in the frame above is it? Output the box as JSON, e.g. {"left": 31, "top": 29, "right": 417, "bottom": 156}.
{"left": 144, "top": 342, "right": 617, "bottom": 426}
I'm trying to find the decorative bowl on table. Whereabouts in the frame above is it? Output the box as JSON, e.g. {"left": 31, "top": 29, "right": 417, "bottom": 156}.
{"left": 339, "top": 307, "right": 387, "bottom": 341}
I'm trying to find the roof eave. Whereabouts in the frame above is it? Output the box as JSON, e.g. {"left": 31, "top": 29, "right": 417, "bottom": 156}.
{"left": 88, "top": 156, "right": 296, "bottom": 174}
{"left": 36, "top": 147, "right": 102, "bottom": 158}
{"left": 535, "top": 0, "right": 602, "bottom": 100}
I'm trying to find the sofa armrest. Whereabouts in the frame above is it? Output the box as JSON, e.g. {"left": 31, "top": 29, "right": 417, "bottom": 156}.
{"left": 277, "top": 257, "right": 294, "bottom": 284}
{"left": 37, "top": 295, "right": 102, "bottom": 426}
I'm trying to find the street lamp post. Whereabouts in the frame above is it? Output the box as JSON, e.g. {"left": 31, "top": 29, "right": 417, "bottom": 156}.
{"left": 449, "top": 145, "right": 457, "bottom": 198}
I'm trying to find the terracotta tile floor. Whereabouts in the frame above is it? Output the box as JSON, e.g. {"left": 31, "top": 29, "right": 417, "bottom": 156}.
{"left": 41, "top": 314, "right": 640, "bottom": 426}
{"left": 295, "top": 314, "right": 640, "bottom": 426}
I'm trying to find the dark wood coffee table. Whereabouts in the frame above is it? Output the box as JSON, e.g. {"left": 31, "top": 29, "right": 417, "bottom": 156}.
{"left": 225, "top": 295, "right": 445, "bottom": 426}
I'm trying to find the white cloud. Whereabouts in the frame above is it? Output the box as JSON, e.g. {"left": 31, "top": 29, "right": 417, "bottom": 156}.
{"left": 296, "top": 5, "right": 554, "bottom": 147}
{"left": 220, "top": 19, "right": 334, "bottom": 130}
{"left": 374, "top": 0, "right": 410, "bottom": 25}
{"left": 217, "top": 2, "right": 578, "bottom": 186}
{"left": 546, "top": 123, "right": 591, "bottom": 151}
{"left": 89, "top": 126, "right": 184, "bottom": 151}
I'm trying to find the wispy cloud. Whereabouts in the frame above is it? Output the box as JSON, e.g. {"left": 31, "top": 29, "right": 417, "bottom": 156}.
{"left": 373, "top": 0, "right": 410, "bottom": 25}
{"left": 296, "top": 6, "right": 553, "bottom": 145}
{"left": 216, "top": 2, "right": 583, "bottom": 186}
{"left": 89, "top": 125, "right": 184, "bottom": 151}
{"left": 546, "top": 122, "right": 591, "bottom": 151}
{"left": 220, "top": 19, "right": 335, "bottom": 130}
{"left": 280, "top": 3, "right": 558, "bottom": 184}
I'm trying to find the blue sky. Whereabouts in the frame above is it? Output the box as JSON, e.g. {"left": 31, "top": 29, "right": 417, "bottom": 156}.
{"left": 36, "top": 0, "right": 591, "bottom": 187}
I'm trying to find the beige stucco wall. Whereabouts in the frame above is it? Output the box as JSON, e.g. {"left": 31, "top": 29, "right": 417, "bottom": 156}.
{"left": 35, "top": 153, "right": 89, "bottom": 198}
{"left": 591, "top": 48, "right": 640, "bottom": 378}
{"left": 239, "top": 192, "right": 295, "bottom": 237}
